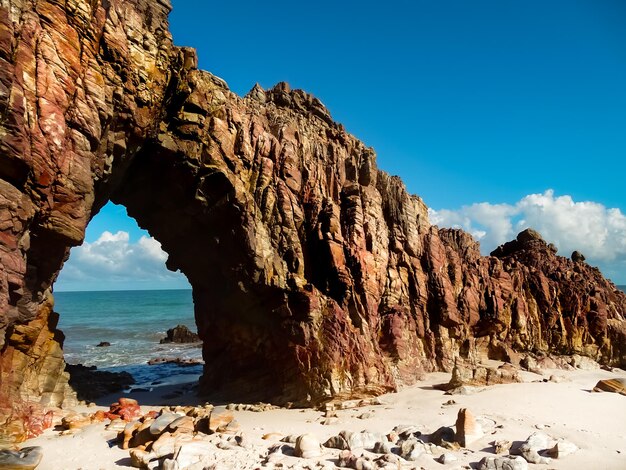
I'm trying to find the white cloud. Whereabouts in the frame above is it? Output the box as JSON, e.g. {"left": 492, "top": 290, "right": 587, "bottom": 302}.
{"left": 430, "top": 190, "right": 626, "bottom": 284}
{"left": 55, "top": 231, "right": 189, "bottom": 291}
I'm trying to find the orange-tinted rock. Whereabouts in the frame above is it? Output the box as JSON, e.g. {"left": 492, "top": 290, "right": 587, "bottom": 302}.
{"left": 593, "top": 378, "right": 626, "bottom": 395}
{"left": 1, "top": 0, "right": 626, "bottom": 444}
{"left": 208, "top": 410, "right": 235, "bottom": 433}
{"left": 455, "top": 408, "right": 483, "bottom": 447}
{"left": 106, "top": 399, "right": 141, "bottom": 422}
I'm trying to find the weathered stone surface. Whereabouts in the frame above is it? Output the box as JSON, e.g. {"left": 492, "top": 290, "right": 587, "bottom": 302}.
{"left": 516, "top": 432, "right": 552, "bottom": 464}
{"left": 0, "top": 446, "right": 43, "bottom": 470}
{"left": 593, "top": 378, "right": 626, "bottom": 395}
{"left": 294, "top": 433, "right": 322, "bottom": 459}
{"left": 455, "top": 408, "right": 483, "bottom": 447}
{"left": 1, "top": 0, "right": 626, "bottom": 444}
{"left": 548, "top": 438, "right": 578, "bottom": 459}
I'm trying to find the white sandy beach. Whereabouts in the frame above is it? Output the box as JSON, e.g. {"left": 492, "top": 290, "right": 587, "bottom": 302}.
{"left": 24, "top": 366, "right": 626, "bottom": 470}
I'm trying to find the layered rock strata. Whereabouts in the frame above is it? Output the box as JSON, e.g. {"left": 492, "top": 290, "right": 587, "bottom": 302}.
{"left": 1, "top": 0, "right": 625, "bottom": 443}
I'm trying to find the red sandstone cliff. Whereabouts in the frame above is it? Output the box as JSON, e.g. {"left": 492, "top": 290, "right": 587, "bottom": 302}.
{"left": 1, "top": 0, "right": 625, "bottom": 443}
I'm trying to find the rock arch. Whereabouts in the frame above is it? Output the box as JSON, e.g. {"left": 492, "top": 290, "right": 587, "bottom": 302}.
{"left": 1, "top": 0, "right": 625, "bottom": 442}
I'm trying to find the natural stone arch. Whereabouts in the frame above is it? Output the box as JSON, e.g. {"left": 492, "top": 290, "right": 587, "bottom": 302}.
{"left": 1, "top": 0, "right": 625, "bottom": 443}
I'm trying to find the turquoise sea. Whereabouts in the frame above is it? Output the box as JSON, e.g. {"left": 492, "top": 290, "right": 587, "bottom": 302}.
{"left": 55, "top": 289, "right": 203, "bottom": 388}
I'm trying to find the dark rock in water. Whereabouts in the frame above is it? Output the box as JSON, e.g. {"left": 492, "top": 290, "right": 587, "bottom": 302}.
{"left": 147, "top": 357, "right": 203, "bottom": 366}
{"left": 1, "top": 0, "right": 626, "bottom": 443}
{"left": 159, "top": 325, "right": 201, "bottom": 344}
{"left": 66, "top": 364, "right": 135, "bottom": 402}
{"left": 96, "top": 341, "right": 111, "bottom": 347}
{"left": 0, "top": 446, "right": 43, "bottom": 469}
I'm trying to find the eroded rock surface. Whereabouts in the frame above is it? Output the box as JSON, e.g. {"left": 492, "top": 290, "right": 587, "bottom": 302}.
{"left": 1, "top": 0, "right": 626, "bottom": 444}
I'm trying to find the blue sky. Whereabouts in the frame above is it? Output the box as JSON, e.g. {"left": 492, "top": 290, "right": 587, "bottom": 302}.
{"left": 55, "top": 0, "right": 626, "bottom": 290}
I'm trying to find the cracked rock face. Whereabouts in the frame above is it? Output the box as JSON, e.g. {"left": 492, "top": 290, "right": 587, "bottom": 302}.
{"left": 1, "top": 0, "right": 625, "bottom": 443}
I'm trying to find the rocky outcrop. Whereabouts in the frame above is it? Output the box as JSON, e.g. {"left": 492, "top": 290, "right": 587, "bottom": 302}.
{"left": 65, "top": 364, "right": 135, "bottom": 402}
{"left": 160, "top": 325, "right": 200, "bottom": 344}
{"left": 1, "top": 0, "right": 625, "bottom": 444}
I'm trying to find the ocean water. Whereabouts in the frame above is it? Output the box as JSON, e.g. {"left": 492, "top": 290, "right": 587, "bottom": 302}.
{"left": 55, "top": 289, "right": 203, "bottom": 388}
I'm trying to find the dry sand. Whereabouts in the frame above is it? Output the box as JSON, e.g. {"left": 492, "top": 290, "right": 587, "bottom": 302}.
{"left": 25, "top": 366, "right": 626, "bottom": 469}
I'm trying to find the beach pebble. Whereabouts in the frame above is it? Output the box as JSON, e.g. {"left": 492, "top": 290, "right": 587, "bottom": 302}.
{"left": 0, "top": 447, "right": 43, "bottom": 470}
{"left": 294, "top": 433, "right": 322, "bottom": 458}
{"left": 477, "top": 455, "right": 528, "bottom": 470}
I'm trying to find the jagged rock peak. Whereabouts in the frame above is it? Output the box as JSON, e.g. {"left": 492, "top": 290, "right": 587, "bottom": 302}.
{"left": 491, "top": 228, "right": 550, "bottom": 258}
{"left": 259, "top": 81, "right": 335, "bottom": 126}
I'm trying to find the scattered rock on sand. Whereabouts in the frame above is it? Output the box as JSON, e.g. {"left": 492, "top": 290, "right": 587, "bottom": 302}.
{"left": 478, "top": 455, "right": 528, "bottom": 470}
{"left": 548, "top": 438, "right": 578, "bottom": 458}
{"left": 225, "top": 402, "right": 278, "bottom": 412}
{"left": 323, "top": 430, "right": 386, "bottom": 451}
{"left": 516, "top": 432, "right": 552, "bottom": 464}
{"left": 207, "top": 410, "right": 235, "bottom": 433}
{"left": 372, "top": 440, "right": 391, "bottom": 454}
{"left": 455, "top": 408, "right": 484, "bottom": 447}
{"left": 400, "top": 437, "right": 430, "bottom": 461}
{"left": 493, "top": 439, "right": 512, "bottom": 454}
{"left": 392, "top": 424, "right": 421, "bottom": 440}
{"left": 294, "top": 433, "right": 322, "bottom": 458}
{"left": 437, "top": 452, "right": 458, "bottom": 464}
{"left": 106, "top": 398, "right": 142, "bottom": 422}
{"left": 593, "top": 378, "right": 626, "bottom": 395}
{"left": 61, "top": 412, "right": 93, "bottom": 431}
{"left": 0, "top": 446, "right": 43, "bottom": 470}
{"left": 430, "top": 426, "right": 456, "bottom": 446}
{"left": 440, "top": 359, "right": 522, "bottom": 391}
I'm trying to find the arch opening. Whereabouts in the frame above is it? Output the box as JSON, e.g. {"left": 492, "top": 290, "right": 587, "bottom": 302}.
{"left": 54, "top": 202, "right": 202, "bottom": 403}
